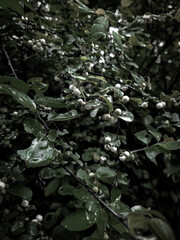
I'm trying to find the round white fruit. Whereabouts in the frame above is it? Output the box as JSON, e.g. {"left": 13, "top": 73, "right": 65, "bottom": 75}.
{"left": 39, "top": 39, "right": 46, "bottom": 45}
{"left": 77, "top": 99, "right": 84, "bottom": 105}
{"left": 115, "top": 108, "right": 122, "bottom": 115}
{"left": 119, "top": 155, "right": 126, "bottom": 161}
{"left": 123, "top": 151, "right": 130, "bottom": 158}
{"left": 103, "top": 232, "right": 109, "bottom": 240}
{"left": 0, "top": 181, "right": 6, "bottom": 189}
{"left": 122, "top": 95, "right": 129, "bottom": 103}
{"left": 89, "top": 172, "right": 95, "bottom": 178}
{"left": 109, "top": 116, "right": 118, "bottom": 124}
{"left": 104, "top": 136, "right": 111, "bottom": 143}
{"left": 141, "top": 102, "right": 148, "bottom": 108}
{"left": 92, "top": 186, "right": 99, "bottom": 193}
{"left": 102, "top": 114, "right": 111, "bottom": 121}
{"left": 110, "top": 146, "right": 117, "bottom": 153}
{"left": 73, "top": 88, "right": 81, "bottom": 97}
{"left": 35, "top": 214, "right": 43, "bottom": 222}
{"left": 69, "top": 84, "right": 76, "bottom": 91}
{"left": 21, "top": 200, "right": 29, "bottom": 208}
{"left": 156, "top": 101, "right": 166, "bottom": 109}
{"left": 54, "top": 76, "right": 60, "bottom": 81}
{"left": 115, "top": 83, "right": 121, "bottom": 89}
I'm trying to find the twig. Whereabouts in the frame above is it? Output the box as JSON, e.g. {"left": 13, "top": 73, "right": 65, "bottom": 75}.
{"left": 60, "top": 164, "right": 129, "bottom": 229}
{"left": 2, "top": 44, "right": 18, "bottom": 78}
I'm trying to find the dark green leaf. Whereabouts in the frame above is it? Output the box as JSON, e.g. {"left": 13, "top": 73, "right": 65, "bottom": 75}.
{"left": 8, "top": 185, "right": 33, "bottom": 201}
{"left": 61, "top": 209, "right": 95, "bottom": 231}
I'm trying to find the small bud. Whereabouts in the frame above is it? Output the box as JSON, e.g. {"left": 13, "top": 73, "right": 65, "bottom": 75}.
{"left": 81, "top": 56, "right": 88, "bottom": 61}
{"left": 77, "top": 99, "right": 85, "bottom": 105}
{"left": 103, "top": 232, "right": 109, "bottom": 240}
{"left": 121, "top": 85, "right": 128, "bottom": 91}
{"left": 104, "top": 144, "right": 111, "bottom": 150}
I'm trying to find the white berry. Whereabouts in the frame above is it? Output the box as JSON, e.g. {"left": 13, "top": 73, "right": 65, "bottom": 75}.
{"left": 119, "top": 155, "right": 126, "bottom": 161}
{"left": 21, "top": 200, "right": 29, "bottom": 208}
{"left": 103, "top": 232, "right": 109, "bottom": 240}
{"left": 115, "top": 83, "right": 121, "bottom": 89}
{"left": 39, "top": 38, "right": 46, "bottom": 45}
{"left": 122, "top": 95, "right": 129, "bottom": 103}
{"left": 104, "top": 136, "right": 111, "bottom": 143}
{"left": 156, "top": 101, "right": 166, "bottom": 109}
{"left": 104, "top": 144, "right": 111, "bottom": 150}
{"left": 102, "top": 114, "right": 111, "bottom": 121}
{"left": 78, "top": 99, "right": 85, "bottom": 105}
{"left": 123, "top": 151, "right": 130, "bottom": 158}
{"left": 110, "top": 146, "right": 117, "bottom": 153}
{"left": 89, "top": 172, "right": 95, "bottom": 178}
{"left": 141, "top": 102, "right": 148, "bottom": 108}
{"left": 54, "top": 76, "right": 60, "bottom": 81}
{"left": 36, "top": 214, "right": 43, "bottom": 222}
{"left": 92, "top": 186, "right": 99, "bottom": 193}
{"left": 0, "top": 181, "right": 6, "bottom": 189}
{"left": 69, "top": 84, "right": 76, "bottom": 91}
{"left": 73, "top": 88, "right": 81, "bottom": 97}
{"left": 109, "top": 116, "right": 118, "bottom": 124}
{"left": 115, "top": 108, "right": 122, "bottom": 115}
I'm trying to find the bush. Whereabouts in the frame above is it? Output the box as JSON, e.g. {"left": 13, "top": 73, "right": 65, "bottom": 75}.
{"left": 0, "top": 0, "right": 180, "bottom": 240}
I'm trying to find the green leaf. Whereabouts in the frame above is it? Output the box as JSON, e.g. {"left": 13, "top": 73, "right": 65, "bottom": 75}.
{"left": 118, "top": 111, "right": 134, "bottom": 122}
{"left": 135, "top": 130, "right": 152, "bottom": 145}
{"left": 8, "top": 185, "right": 33, "bottom": 201}
{"left": 0, "top": 84, "right": 36, "bottom": 110}
{"left": 128, "top": 214, "right": 149, "bottom": 233}
{"left": 148, "top": 210, "right": 167, "bottom": 222}
{"left": 0, "top": 0, "right": 24, "bottom": 15}
{"left": 17, "top": 138, "right": 59, "bottom": 168}
{"left": 100, "top": 95, "right": 113, "bottom": 111}
{"left": 40, "top": 167, "right": 56, "bottom": 179}
{"left": 157, "top": 140, "right": 180, "bottom": 150}
{"left": 73, "top": 188, "right": 94, "bottom": 201}
{"left": 45, "top": 178, "right": 60, "bottom": 196}
{"left": 150, "top": 218, "right": 175, "bottom": 240}
{"left": 112, "top": 31, "right": 123, "bottom": 48}
{"left": 90, "top": 24, "right": 106, "bottom": 40}
{"left": 61, "top": 209, "right": 95, "bottom": 231}
{"left": 110, "top": 201, "right": 131, "bottom": 217}
{"left": 43, "top": 212, "right": 59, "bottom": 229}
{"left": 96, "top": 167, "right": 116, "bottom": 184}
{"left": 121, "top": 0, "right": 133, "bottom": 8}
{"left": 48, "top": 110, "right": 82, "bottom": 121}
{"left": 129, "top": 35, "right": 146, "bottom": 47}
{"left": 23, "top": 118, "right": 45, "bottom": 137}
{"left": 94, "top": 16, "right": 109, "bottom": 30}
{"left": 36, "top": 97, "right": 66, "bottom": 108}
{"left": 58, "top": 185, "right": 75, "bottom": 196}
{"left": 96, "top": 210, "right": 108, "bottom": 238}
{"left": 148, "top": 130, "right": 161, "bottom": 142}
{"left": 111, "top": 222, "right": 128, "bottom": 234}
{"left": 77, "top": 169, "right": 90, "bottom": 184}
{"left": 0, "top": 76, "right": 29, "bottom": 93}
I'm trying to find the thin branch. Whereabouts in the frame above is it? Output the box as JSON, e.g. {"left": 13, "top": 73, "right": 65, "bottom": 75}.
{"left": 2, "top": 44, "right": 18, "bottom": 78}
{"left": 60, "top": 164, "right": 129, "bottom": 229}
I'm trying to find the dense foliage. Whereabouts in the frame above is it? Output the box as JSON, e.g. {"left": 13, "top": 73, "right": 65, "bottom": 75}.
{"left": 0, "top": 0, "right": 180, "bottom": 240}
